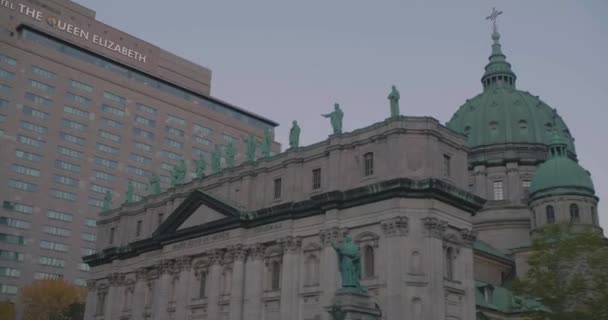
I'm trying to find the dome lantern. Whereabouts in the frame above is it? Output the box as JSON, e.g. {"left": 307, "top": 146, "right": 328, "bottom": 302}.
{"left": 481, "top": 8, "right": 516, "bottom": 91}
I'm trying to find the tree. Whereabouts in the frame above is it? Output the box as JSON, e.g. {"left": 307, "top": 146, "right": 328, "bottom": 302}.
{"left": 0, "top": 300, "right": 16, "bottom": 320}
{"left": 513, "top": 224, "right": 608, "bottom": 320}
{"left": 21, "top": 279, "right": 86, "bottom": 320}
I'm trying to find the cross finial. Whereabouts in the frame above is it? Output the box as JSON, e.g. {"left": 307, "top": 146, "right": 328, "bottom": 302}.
{"left": 486, "top": 7, "right": 503, "bottom": 34}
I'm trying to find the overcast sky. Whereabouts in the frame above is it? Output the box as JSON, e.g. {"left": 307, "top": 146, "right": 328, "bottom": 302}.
{"left": 75, "top": 0, "right": 608, "bottom": 230}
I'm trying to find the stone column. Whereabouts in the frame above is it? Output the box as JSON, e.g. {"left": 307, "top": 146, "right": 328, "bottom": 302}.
{"left": 279, "top": 236, "right": 302, "bottom": 320}
{"left": 319, "top": 227, "right": 347, "bottom": 320}
{"left": 96, "top": 285, "right": 109, "bottom": 319}
{"left": 132, "top": 268, "right": 148, "bottom": 319}
{"left": 107, "top": 272, "right": 125, "bottom": 320}
{"left": 84, "top": 280, "right": 97, "bottom": 319}
{"left": 229, "top": 245, "right": 247, "bottom": 320}
{"left": 460, "top": 229, "right": 478, "bottom": 320}
{"left": 174, "top": 256, "right": 193, "bottom": 320}
{"left": 243, "top": 244, "right": 265, "bottom": 320}
{"left": 506, "top": 163, "right": 520, "bottom": 201}
{"left": 381, "top": 216, "right": 409, "bottom": 319}
{"left": 473, "top": 165, "right": 487, "bottom": 198}
{"left": 152, "top": 260, "right": 173, "bottom": 320}
{"left": 206, "top": 249, "right": 224, "bottom": 320}
{"left": 422, "top": 217, "right": 448, "bottom": 320}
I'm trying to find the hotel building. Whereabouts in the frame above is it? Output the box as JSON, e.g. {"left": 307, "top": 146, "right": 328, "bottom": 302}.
{"left": 0, "top": 0, "right": 279, "bottom": 303}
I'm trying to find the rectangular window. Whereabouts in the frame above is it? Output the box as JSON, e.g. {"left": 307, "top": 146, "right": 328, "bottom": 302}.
{"left": 443, "top": 154, "right": 451, "bottom": 177}
{"left": 101, "top": 104, "right": 125, "bottom": 117}
{"left": 98, "top": 130, "right": 121, "bottom": 142}
{"left": 95, "top": 157, "right": 118, "bottom": 169}
{"left": 222, "top": 134, "right": 237, "bottom": 144}
{"left": 165, "top": 126, "right": 184, "bottom": 137}
{"left": 34, "top": 272, "right": 63, "bottom": 280}
{"left": 134, "top": 141, "right": 152, "bottom": 153}
{"left": 0, "top": 284, "right": 18, "bottom": 295}
{"left": 11, "top": 164, "right": 40, "bottom": 177}
{"left": 0, "top": 68, "right": 15, "bottom": 80}
{"left": 32, "top": 66, "right": 56, "bottom": 79}
{"left": 0, "top": 83, "right": 10, "bottom": 94}
{"left": 53, "top": 174, "right": 79, "bottom": 187}
{"left": 25, "top": 92, "right": 52, "bottom": 106}
{"left": 136, "top": 103, "right": 157, "bottom": 115}
{"left": 0, "top": 250, "right": 24, "bottom": 261}
{"left": 62, "top": 119, "right": 87, "bottom": 132}
{"left": 55, "top": 160, "right": 81, "bottom": 173}
{"left": 127, "top": 166, "right": 151, "bottom": 177}
{"left": 93, "top": 170, "right": 115, "bottom": 182}
{"left": 85, "top": 219, "right": 97, "bottom": 227}
{"left": 135, "top": 115, "right": 156, "bottom": 127}
{"left": 193, "top": 124, "right": 212, "bottom": 135}
{"left": 8, "top": 179, "right": 38, "bottom": 192}
{"left": 43, "top": 226, "right": 71, "bottom": 237}
{"left": 129, "top": 153, "right": 151, "bottom": 165}
{"left": 64, "top": 105, "right": 89, "bottom": 118}
{"left": 20, "top": 120, "right": 48, "bottom": 134}
{"left": 133, "top": 127, "right": 155, "bottom": 140}
{"left": 28, "top": 79, "right": 54, "bottom": 93}
{"left": 103, "top": 91, "right": 126, "bottom": 104}
{"left": 164, "top": 138, "right": 183, "bottom": 149}
{"left": 192, "top": 147, "right": 209, "bottom": 158}
{"left": 0, "top": 54, "right": 17, "bottom": 66}
{"left": 81, "top": 248, "right": 95, "bottom": 256}
{"left": 0, "top": 267, "right": 21, "bottom": 278}
{"left": 82, "top": 233, "right": 96, "bottom": 242}
{"left": 0, "top": 99, "right": 8, "bottom": 108}
{"left": 47, "top": 210, "right": 73, "bottom": 222}
{"left": 160, "top": 163, "right": 175, "bottom": 172}
{"left": 129, "top": 180, "right": 146, "bottom": 190}
{"left": 493, "top": 181, "right": 505, "bottom": 201}
{"left": 65, "top": 92, "right": 91, "bottom": 105}
{"left": 3, "top": 201, "right": 33, "bottom": 214}
{"left": 522, "top": 180, "right": 531, "bottom": 189}
{"left": 74, "top": 278, "right": 86, "bottom": 287}
{"left": 101, "top": 117, "right": 123, "bottom": 129}
{"left": 159, "top": 175, "right": 171, "bottom": 185}
{"left": 109, "top": 227, "right": 115, "bottom": 244}
{"left": 90, "top": 184, "right": 112, "bottom": 195}
{"left": 161, "top": 150, "right": 182, "bottom": 161}
{"left": 96, "top": 143, "right": 119, "bottom": 155}
{"left": 57, "top": 146, "right": 83, "bottom": 159}
{"left": 312, "top": 168, "right": 321, "bottom": 190}
{"left": 88, "top": 198, "right": 104, "bottom": 208}
{"left": 60, "top": 132, "right": 85, "bottom": 146}
{"left": 193, "top": 136, "right": 211, "bottom": 146}
{"left": 15, "top": 149, "right": 42, "bottom": 162}
{"left": 0, "top": 217, "right": 31, "bottom": 230}
{"left": 0, "top": 114, "right": 5, "bottom": 124}
{"left": 364, "top": 152, "right": 374, "bottom": 176}
{"left": 40, "top": 240, "right": 68, "bottom": 252}
{"left": 78, "top": 262, "right": 91, "bottom": 272}
{"left": 136, "top": 220, "right": 142, "bottom": 237}
{"left": 49, "top": 189, "right": 77, "bottom": 201}
{"left": 167, "top": 114, "right": 186, "bottom": 126}
{"left": 23, "top": 106, "right": 50, "bottom": 120}
{"left": 158, "top": 213, "right": 164, "bottom": 226}
{"left": 273, "top": 178, "right": 282, "bottom": 199}
{"left": 38, "top": 256, "right": 66, "bottom": 268}
{"left": 18, "top": 135, "right": 45, "bottom": 148}
{"left": 69, "top": 79, "right": 93, "bottom": 93}
{"left": 0, "top": 233, "right": 25, "bottom": 245}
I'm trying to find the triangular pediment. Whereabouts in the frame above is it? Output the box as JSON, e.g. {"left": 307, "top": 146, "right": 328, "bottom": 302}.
{"left": 153, "top": 190, "right": 241, "bottom": 237}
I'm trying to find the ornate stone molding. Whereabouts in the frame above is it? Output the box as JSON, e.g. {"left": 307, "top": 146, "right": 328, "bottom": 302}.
{"left": 146, "top": 266, "right": 160, "bottom": 280}
{"left": 176, "top": 256, "right": 193, "bottom": 272}
{"left": 209, "top": 248, "right": 224, "bottom": 265}
{"left": 280, "top": 236, "right": 302, "bottom": 254}
{"left": 159, "top": 259, "right": 177, "bottom": 275}
{"left": 422, "top": 217, "right": 448, "bottom": 239}
{"left": 86, "top": 279, "right": 97, "bottom": 291}
{"left": 227, "top": 244, "right": 247, "bottom": 262}
{"left": 136, "top": 267, "right": 147, "bottom": 281}
{"left": 108, "top": 272, "right": 125, "bottom": 286}
{"left": 459, "top": 229, "right": 478, "bottom": 245}
{"left": 247, "top": 243, "right": 265, "bottom": 261}
{"left": 320, "top": 227, "right": 349, "bottom": 247}
{"left": 381, "top": 216, "right": 409, "bottom": 237}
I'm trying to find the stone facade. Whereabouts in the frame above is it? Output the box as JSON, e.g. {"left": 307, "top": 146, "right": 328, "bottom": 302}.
{"left": 85, "top": 117, "right": 486, "bottom": 320}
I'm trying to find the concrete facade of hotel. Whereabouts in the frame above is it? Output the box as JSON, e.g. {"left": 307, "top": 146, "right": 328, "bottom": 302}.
{"left": 0, "top": 0, "right": 279, "bottom": 303}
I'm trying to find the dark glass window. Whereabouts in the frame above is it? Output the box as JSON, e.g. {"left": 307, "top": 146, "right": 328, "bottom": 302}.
{"left": 273, "top": 178, "right": 282, "bottom": 199}
{"left": 546, "top": 205, "right": 555, "bottom": 224}
{"left": 364, "top": 152, "right": 374, "bottom": 176}
{"left": 312, "top": 168, "right": 321, "bottom": 190}
{"left": 570, "top": 204, "right": 580, "bottom": 223}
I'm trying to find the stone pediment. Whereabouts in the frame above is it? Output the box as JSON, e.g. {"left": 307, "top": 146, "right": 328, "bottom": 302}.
{"left": 153, "top": 190, "right": 241, "bottom": 237}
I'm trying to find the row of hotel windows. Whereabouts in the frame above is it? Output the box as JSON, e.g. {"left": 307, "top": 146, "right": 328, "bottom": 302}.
{"left": 3, "top": 201, "right": 96, "bottom": 227}
{"left": 0, "top": 232, "right": 96, "bottom": 247}
{"left": 18, "top": 28, "right": 274, "bottom": 131}
{"left": 490, "top": 180, "right": 531, "bottom": 201}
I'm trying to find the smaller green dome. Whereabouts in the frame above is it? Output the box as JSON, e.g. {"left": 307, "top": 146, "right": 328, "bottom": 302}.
{"left": 530, "top": 136, "right": 594, "bottom": 199}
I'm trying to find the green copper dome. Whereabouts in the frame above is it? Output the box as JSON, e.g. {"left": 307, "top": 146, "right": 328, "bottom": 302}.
{"left": 446, "top": 31, "right": 576, "bottom": 154}
{"left": 529, "top": 135, "right": 594, "bottom": 199}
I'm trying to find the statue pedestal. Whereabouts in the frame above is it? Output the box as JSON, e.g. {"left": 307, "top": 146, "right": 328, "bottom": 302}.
{"left": 325, "top": 288, "right": 382, "bottom": 320}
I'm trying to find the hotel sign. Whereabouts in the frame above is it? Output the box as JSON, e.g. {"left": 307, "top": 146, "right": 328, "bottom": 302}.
{"left": 1, "top": 0, "right": 147, "bottom": 63}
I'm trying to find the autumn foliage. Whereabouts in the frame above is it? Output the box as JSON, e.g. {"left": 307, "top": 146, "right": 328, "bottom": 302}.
{"left": 21, "top": 279, "right": 86, "bottom": 320}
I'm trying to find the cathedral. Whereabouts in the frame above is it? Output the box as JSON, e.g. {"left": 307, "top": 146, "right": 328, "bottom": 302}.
{"left": 84, "top": 17, "right": 603, "bottom": 320}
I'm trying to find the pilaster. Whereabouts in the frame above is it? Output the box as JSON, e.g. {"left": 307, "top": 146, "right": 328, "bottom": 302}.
{"left": 279, "top": 236, "right": 302, "bottom": 320}
{"left": 84, "top": 279, "right": 97, "bottom": 320}
{"left": 174, "top": 256, "right": 193, "bottom": 320}
{"left": 319, "top": 227, "right": 348, "bottom": 320}
{"left": 206, "top": 249, "right": 224, "bottom": 320}
{"left": 381, "top": 216, "right": 409, "bottom": 318}
{"left": 152, "top": 260, "right": 173, "bottom": 320}
{"left": 133, "top": 268, "right": 147, "bottom": 319}
{"left": 422, "top": 217, "right": 448, "bottom": 319}
{"left": 243, "top": 244, "right": 265, "bottom": 320}
{"left": 229, "top": 244, "right": 247, "bottom": 320}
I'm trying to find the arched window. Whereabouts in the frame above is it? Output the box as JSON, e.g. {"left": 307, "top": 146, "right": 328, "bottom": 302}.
{"left": 570, "top": 204, "right": 580, "bottom": 223}
{"left": 546, "top": 205, "right": 555, "bottom": 224}
{"left": 363, "top": 152, "right": 374, "bottom": 176}
{"left": 363, "top": 245, "right": 375, "bottom": 279}
{"left": 198, "top": 271, "right": 207, "bottom": 298}
{"left": 445, "top": 247, "right": 454, "bottom": 280}
{"left": 270, "top": 261, "right": 281, "bottom": 290}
